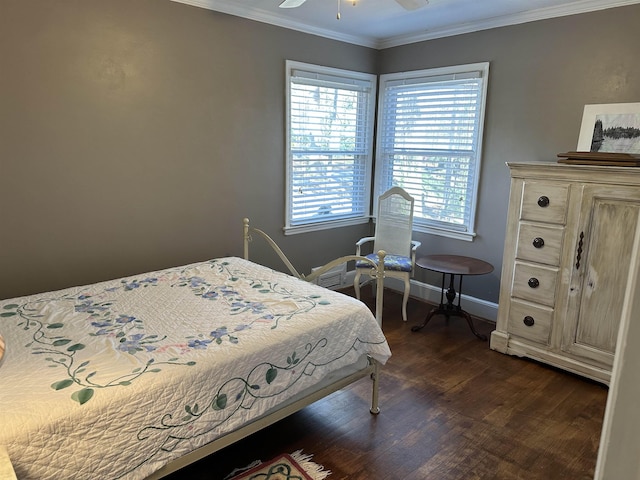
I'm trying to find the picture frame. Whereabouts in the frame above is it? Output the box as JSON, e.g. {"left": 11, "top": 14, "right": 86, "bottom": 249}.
{"left": 577, "top": 103, "right": 640, "bottom": 154}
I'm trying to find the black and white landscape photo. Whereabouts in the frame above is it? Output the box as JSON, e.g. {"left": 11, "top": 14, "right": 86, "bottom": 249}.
{"left": 578, "top": 103, "right": 640, "bottom": 154}
{"left": 590, "top": 113, "right": 640, "bottom": 153}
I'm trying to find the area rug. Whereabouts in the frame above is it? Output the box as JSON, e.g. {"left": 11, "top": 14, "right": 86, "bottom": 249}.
{"left": 226, "top": 450, "right": 331, "bottom": 480}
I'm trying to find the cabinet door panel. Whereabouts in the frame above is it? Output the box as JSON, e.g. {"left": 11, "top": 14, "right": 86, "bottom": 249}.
{"left": 563, "top": 185, "right": 640, "bottom": 366}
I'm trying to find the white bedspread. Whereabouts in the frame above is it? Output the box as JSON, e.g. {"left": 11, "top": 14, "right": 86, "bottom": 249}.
{"left": 0, "top": 257, "right": 391, "bottom": 479}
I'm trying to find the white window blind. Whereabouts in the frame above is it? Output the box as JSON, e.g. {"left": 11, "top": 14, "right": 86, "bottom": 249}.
{"left": 285, "top": 61, "right": 376, "bottom": 232}
{"left": 375, "top": 63, "right": 489, "bottom": 240}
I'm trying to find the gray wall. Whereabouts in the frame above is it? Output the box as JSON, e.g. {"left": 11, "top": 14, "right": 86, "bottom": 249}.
{"left": 1, "top": 1, "right": 639, "bottom": 304}
{"left": 379, "top": 4, "right": 640, "bottom": 301}
{"left": 0, "top": 0, "right": 376, "bottom": 299}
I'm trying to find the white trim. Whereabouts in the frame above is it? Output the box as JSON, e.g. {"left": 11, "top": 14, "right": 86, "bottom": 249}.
{"left": 344, "top": 270, "right": 498, "bottom": 322}
{"left": 380, "top": 0, "right": 640, "bottom": 47}
{"left": 374, "top": 62, "right": 489, "bottom": 241}
{"left": 283, "top": 216, "right": 369, "bottom": 235}
{"left": 170, "top": 0, "right": 378, "bottom": 48}
{"left": 370, "top": 217, "right": 477, "bottom": 242}
{"left": 171, "top": 0, "right": 640, "bottom": 49}
{"left": 413, "top": 224, "right": 476, "bottom": 242}
{"left": 284, "top": 60, "right": 376, "bottom": 233}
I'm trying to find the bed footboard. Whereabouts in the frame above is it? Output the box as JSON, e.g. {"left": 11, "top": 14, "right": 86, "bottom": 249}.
{"left": 145, "top": 356, "right": 381, "bottom": 479}
{"left": 143, "top": 221, "right": 388, "bottom": 479}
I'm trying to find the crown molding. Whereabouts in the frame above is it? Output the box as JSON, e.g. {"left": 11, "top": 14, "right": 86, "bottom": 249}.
{"left": 171, "top": 0, "right": 379, "bottom": 48}
{"left": 379, "top": 0, "right": 640, "bottom": 48}
{"left": 172, "top": 0, "right": 640, "bottom": 49}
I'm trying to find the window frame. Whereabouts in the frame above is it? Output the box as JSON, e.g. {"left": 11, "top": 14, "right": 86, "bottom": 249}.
{"left": 284, "top": 60, "right": 377, "bottom": 235}
{"left": 374, "top": 62, "right": 490, "bottom": 241}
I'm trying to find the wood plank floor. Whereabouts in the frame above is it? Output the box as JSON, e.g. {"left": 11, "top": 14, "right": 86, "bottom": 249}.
{"left": 166, "top": 288, "right": 609, "bottom": 480}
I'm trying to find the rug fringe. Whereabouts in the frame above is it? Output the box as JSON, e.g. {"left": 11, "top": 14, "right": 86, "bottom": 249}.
{"left": 290, "top": 450, "right": 331, "bottom": 480}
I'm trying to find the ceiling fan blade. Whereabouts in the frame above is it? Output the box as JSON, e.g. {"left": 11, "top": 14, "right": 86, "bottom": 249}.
{"left": 279, "top": 0, "right": 307, "bottom": 8}
{"left": 394, "top": 0, "right": 428, "bottom": 10}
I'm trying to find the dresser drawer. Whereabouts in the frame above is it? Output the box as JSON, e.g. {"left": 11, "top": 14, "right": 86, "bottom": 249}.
{"left": 520, "top": 181, "right": 569, "bottom": 224}
{"left": 516, "top": 222, "right": 564, "bottom": 266}
{"left": 507, "top": 299, "right": 552, "bottom": 345}
{"left": 512, "top": 261, "right": 559, "bottom": 307}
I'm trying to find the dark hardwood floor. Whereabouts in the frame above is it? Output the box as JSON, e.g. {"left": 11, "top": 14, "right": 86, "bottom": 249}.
{"left": 167, "top": 288, "right": 609, "bottom": 480}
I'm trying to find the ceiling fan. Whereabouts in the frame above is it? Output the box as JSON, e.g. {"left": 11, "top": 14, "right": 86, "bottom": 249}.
{"left": 279, "top": 0, "right": 428, "bottom": 12}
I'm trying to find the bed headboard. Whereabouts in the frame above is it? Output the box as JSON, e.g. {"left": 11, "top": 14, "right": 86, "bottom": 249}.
{"left": 242, "top": 218, "right": 386, "bottom": 326}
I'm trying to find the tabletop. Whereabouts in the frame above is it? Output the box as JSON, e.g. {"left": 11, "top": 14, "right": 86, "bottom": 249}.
{"left": 416, "top": 254, "right": 494, "bottom": 276}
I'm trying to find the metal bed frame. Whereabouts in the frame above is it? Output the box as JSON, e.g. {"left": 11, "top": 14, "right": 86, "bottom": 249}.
{"left": 146, "top": 218, "right": 387, "bottom": 479}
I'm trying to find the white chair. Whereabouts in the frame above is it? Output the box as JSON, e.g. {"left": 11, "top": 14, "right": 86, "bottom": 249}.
{"left": 354, "top": 187, "right": 421, "bottom": 322}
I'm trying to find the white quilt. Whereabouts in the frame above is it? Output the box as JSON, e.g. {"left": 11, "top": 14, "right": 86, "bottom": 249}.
{"left": 0, "top": 257, "right": 391, "bottom": 479}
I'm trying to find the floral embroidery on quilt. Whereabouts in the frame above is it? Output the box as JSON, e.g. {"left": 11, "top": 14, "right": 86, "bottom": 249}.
{"left": 132, "top": 340, "right": 329, "bottom": 475}
{"left": 1, "top": 259, "right": 332, "bottom": 405}
{"left": 128, "top": 328, "right": 388, "bottom": 478}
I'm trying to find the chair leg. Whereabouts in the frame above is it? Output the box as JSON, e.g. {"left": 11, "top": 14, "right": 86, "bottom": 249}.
{"left": 402, "top": 276, "right": 410, "bottom": 322}
{"left": 354, "top": 270, "right": 362, "bottom": 300}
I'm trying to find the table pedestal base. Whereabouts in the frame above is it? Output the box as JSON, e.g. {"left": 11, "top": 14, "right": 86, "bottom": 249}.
{"left": 411, "top": 304, "right": 487, "bottom": 341}
{"left": 411, "top": 271, "right": 487, "bottom": 341}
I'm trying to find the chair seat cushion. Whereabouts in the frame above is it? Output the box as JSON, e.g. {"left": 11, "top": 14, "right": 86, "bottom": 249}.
{"left": 356, "top": 253, "right": 412, "bottom": 272}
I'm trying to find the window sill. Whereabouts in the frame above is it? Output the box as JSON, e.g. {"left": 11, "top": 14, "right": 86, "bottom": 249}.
{"left": 284, "top": 217, "right": 369, "bottom": 235}
{"left": 414, "top": 225, "right": 476, "bottom": 242}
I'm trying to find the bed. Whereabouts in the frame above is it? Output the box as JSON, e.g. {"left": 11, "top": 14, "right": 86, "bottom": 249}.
{"left": 0, "top": 219, "right": 391, "bottom": 480}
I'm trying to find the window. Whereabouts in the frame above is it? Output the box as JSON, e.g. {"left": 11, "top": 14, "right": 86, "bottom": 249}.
{"left": 375, "top": 63, "right": 490, "bottom": 241}
{"left": 285, "top": 61, "right": 376, "bottom": 234}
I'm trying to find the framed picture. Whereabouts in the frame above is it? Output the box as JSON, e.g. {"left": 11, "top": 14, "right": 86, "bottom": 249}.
{"left": 577, "top": 103, "right": 640, "bottom": 154}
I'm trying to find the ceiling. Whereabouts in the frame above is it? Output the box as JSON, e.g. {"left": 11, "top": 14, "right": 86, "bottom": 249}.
{"left": 171, "top": 0, "right": 640, "bottom": 49}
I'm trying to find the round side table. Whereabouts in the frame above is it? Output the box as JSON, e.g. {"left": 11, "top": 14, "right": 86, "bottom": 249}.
{"left": 411, "top": 254, "right": 493, "bottom": 341}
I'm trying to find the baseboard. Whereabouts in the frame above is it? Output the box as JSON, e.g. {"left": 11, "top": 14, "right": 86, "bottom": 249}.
{"left": 343, "top": 270, "right": 498, "bottom": 323}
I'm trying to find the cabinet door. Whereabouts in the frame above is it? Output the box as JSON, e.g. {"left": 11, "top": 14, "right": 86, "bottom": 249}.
{"left": 562, "top": 185, "right": 640, "bottom": 367}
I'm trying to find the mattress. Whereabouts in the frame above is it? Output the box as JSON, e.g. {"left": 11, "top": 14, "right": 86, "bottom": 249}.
{"left": 0, "top": 257, "right": 391, "bottom": 480}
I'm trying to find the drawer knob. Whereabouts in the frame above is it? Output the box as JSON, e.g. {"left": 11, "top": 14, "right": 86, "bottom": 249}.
{"left": 532, "top": 237, "right": 545, "bottom": 249}
{"left": 528, "top": 277, "right": 540, "bottom": 288}
{"left": 537, "top": 196, "right": 550, "bottom": 207}
{"left": 523, "top": 316, "right": 535, "bottom": 327}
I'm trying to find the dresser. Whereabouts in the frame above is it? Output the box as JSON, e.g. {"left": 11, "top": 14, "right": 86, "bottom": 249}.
{"left": 490, "top": 162, "right": 640, "bottom": 384}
